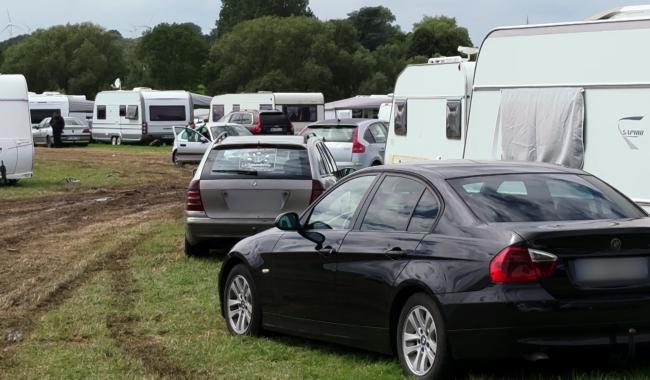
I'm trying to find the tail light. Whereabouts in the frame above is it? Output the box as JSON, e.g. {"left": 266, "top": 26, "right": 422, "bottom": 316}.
{"left": 489, "top": 246, "right": 557, "bottom": 283}
{"left": 251, "top": 118, "right": 262, "bottom": 134}
{"left": 352, "top": 128, "right": 365, "bottom": 153}
{"left": 186, "top": 179, "right": 204, "bottom": 212}
{"left": 310, "top": 180, "right": 324, "bottom": 204}
{"left": 142, "top": 122, "right": 148, "bottom": 135}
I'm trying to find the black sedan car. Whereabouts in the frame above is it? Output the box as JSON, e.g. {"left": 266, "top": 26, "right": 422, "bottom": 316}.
{"left": 217, "top": 161, "right": 650, "bottom": 379}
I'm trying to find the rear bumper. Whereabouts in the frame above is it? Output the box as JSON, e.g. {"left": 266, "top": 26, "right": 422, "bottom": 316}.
{"left": 438, "top": 286, "right": 650, "bottom": 359}
{"left": 185, "top": 216, "right": 275, "bottom": 244}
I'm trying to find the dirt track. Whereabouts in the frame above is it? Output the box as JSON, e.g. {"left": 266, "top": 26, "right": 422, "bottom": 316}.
{"left": 0, "top": 147, "right": 192, "bottom": 357}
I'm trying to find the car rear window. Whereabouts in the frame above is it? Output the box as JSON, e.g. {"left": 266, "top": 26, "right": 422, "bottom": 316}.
{"left": 303, "top": 126, "right": 355, "bottom": 142}
{"left": 448, "top": 173, "right": 645, "bottom": 223}
{"left": 201, "top": 145, "right": 311, "bottom": 180}
{"left": 260, "top": 113, "right": 290, "bottom": 126}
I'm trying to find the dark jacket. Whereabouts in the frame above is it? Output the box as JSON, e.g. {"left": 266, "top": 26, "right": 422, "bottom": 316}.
{"left": 50, "top": 116, "right": 65, "bottom": 133}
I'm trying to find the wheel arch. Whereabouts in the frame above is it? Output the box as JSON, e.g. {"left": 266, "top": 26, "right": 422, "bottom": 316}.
{"left": 389, "top": 280, "right": 445, "bottom": 355}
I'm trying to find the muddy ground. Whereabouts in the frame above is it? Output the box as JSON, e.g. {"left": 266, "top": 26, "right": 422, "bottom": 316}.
{"left": 0, "top": 147, "right": 193, "bottom": 357}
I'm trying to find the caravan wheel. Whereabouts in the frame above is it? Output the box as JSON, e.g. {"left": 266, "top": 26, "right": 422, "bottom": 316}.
{"left": 116, "top": 136, "right": 122, "bottom": 145}
{"left": 111, "top": 136, "right": 116, "bottom": 145}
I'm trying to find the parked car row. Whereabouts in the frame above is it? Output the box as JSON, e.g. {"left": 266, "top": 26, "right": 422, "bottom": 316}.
{"left": 32, "top": 116, "right": 91, "bottom": 147}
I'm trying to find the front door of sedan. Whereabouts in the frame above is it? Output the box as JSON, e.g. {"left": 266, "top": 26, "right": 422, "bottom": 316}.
{"left": 270, "top": 175, "right": 378, "bottom": 327}
{"left": 174, "top": 127, "right": 209, "bottom": 162}
{"left": 336, "top": 175, "right": 441, "bottom": 330}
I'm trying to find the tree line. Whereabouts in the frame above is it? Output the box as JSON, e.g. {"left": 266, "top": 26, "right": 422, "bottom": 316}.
{"left": 0, "top": 0, "right": 472, "bottom": 101}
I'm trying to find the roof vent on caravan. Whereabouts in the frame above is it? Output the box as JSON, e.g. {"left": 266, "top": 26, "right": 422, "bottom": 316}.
{"left": 589, "top": 5, "right": 650, "bottom": 20}
{"left": 42, "top": 91, "right": 61, "bottom": 96}
{"left": 132, "top": 87, "right": 153, "bottom": 92}
{"left": 458, "top": 46, "right": 479, "bottom": 59}
{"left": 428, "top": 56, "right": 463, "bottom": 64}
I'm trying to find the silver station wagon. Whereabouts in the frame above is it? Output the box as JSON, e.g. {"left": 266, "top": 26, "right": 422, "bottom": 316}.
{"left": 184, "top": 135, "right": 342, "bottom": 255}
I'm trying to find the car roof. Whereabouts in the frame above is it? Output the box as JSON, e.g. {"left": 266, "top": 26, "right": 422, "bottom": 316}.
{"left": 216, "top": 135, "right": 309, "bottom": 147}
{"left": 309, "top": 118, "right": 379, "bottom": 127}
{"left": 366, "top": 160, "right": 586, "bottom": 180}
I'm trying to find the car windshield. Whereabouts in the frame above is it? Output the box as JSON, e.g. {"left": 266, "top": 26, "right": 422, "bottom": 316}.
{"left": 303, "top": 126, "right": 355, "bottom": 142}
{"left": 448, "top": 173, "right": 645, "bottom": 223}
{"left": 201, "top": 145, "right": 311, "bottom": 180}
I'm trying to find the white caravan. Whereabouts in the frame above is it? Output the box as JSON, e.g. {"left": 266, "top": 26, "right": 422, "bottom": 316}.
{"left": 324, "top": 95, "right": 393, "bottom": 120}
{"left": 384, "top": 57, "right": 475, "bottom": 164}
{"left": 29, "top": 92, "right": 94, "bottom": 127}
{"left": 92, "top": 90, "right": 212, "bottom": 144}
{"left": 0, "top": 75, "right": 33, "bottom": 183}
{"left": 464, "top": 17, "right": 650, "bottom": 211}
{"left": 141, "top": 90, "right": 211, "bottom": 141}
{"left": 92, "top": 90, "right": 146, "bottom": 144}
{"left": 209, "top": 92, "right": 325, "bottom": 132}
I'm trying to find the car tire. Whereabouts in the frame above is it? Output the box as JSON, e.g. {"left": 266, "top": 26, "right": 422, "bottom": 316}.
{"left": 372, "top": 160, "right": 382, "bottom": 166}
{"left": 46, "top": 136, "right": 53, "bottom": 148}
{"left": 184, "top": 238, "right": 209, "bottom": 257}
{"left": 223, "top": 264, "right": 262, "bottom": 336}
{"left": 172, "top": 151, "right": 182, "bottom": 166}
{"left": 397, "top": 293, "right": 452, "bottom": 380}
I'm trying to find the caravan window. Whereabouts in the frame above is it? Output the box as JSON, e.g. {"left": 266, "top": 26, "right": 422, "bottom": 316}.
{"left": 96, "top": 105, "right": 106, "bottom": 120}
{"left": 232, "top": 104, "right": 240, "bottom": 112}
{"left": 446, "top": 100, "right": 462, "bottom": 139}
{"left": 393, "top": 100, "right": 407, "bottom": 136}
{"left": 212, "top": 104, "right": 225, "bottom": 121}
{"left": 119, "top": 105, "right": 126, "bottom": 117}
{"left": 149, "top": 105, "right": 186, "bottom": 121}
{"left": 30, "top": 109, "right": 60, "bottom": 124}
{"left": 126, "top": 105, "right": 139, "bottom": 120}
{"left": 283, "top": 105, "right": 317, "bottom": 122}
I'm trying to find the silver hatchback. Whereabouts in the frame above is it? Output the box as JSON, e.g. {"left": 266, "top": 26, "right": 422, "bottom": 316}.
{"left": 184, "top": 135, "right": 340, "bottom": 255}
{"left": 301, "top": 119, "right": 388, "bottom": 170}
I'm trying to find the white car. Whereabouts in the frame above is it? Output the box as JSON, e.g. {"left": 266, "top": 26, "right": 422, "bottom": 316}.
{"left": 32, "top": 116, "right": 91, "bottom": 147}
{"left": 171, "top": 123, "right": 252, "bottom": 165}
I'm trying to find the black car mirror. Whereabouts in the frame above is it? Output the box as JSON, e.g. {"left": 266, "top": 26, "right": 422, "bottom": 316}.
{"left": 275, "top": 212, "right": 301, "bottom": 231}
{"left": 336, "top": 167, "right": 356, "bottom": 179}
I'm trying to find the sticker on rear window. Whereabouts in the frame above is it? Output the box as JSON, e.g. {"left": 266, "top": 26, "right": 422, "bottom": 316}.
{"left": 239, "top": 148, "right": 277, "bottom": 171}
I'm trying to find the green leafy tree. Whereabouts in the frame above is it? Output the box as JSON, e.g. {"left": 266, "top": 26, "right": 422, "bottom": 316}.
{"left": 216, "top": 0, "right": 313, "bottom": 36}
{"left": 205, "top": 16, "right": 369, "bottom": 100}
{"left": 347, "top": 6, "right": 401, "bottom": 51}
{"left": 137, "top": 23, "right": 208, "bottom": 90}
{"left": 1, "top": 23, "right": 124, "bottom": 98}
{"left": 409, "top": 16, "right": 472, "bottom": 58}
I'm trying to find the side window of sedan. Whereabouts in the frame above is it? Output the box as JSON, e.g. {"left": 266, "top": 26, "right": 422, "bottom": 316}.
{"left": 361, "top": 176, "right": 426, "bottom": 232}
{"left": 407, "top": 190, "right": 440, "bottom": 232}
{"left": 307, "top": 175, "right": 377, "bottom": 230}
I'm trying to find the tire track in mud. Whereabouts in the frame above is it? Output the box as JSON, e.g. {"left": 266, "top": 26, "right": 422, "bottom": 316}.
{"left": 105, "top": 239, "right": 195, "bottom": 379}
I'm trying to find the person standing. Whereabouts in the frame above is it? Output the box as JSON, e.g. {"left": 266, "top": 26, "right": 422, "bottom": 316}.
{"left": 50, "top": 111, "right": 65, "bottom": 148}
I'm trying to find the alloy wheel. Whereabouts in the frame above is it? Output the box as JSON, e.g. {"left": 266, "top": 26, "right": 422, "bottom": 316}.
{"left": 402, "top": 305, "right": 438, "bottom": 376}
{"left": 226, "top": 274, "right": 253, "bottom": 334}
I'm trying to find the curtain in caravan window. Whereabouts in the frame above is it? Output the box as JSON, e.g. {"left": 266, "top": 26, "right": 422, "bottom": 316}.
{"left": 496, "top": 88, "right": 585, "bottom": 169}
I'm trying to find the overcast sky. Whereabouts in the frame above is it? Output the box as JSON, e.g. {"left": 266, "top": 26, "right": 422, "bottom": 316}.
{"left": 0, "top": 0, "right": 637, "bottom": 45}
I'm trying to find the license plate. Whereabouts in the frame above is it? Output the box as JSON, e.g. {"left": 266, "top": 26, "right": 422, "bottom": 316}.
{"left": 67, "top": 136, "right": 79, "bottom": 140}
{"left": 270, "top": 127, "right": 283, "bottom": 132}
{"left": 574, "top": 257, "right": 649, "bottom": 283}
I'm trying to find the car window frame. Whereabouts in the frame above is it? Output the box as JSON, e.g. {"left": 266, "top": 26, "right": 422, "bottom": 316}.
{"left": 351, "top": 171, "right": 445, "bottom": 234}
{"left": 300, "top": 173, "right": 380, "bottom": 228}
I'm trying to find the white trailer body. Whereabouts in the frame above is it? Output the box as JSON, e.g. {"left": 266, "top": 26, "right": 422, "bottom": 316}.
{"left": 209, "top": 92, "right": 325, "bottom": 132}
{"left": 92, "top": 91, "right": 145, "bottom": 144}
{"left": 28, "top": 92, "right": 94, "bottom": 127}
{"left": 0, "top": 75, "right": 33, "bottom": 181}
{"left": 384, "top": 58, "right": 475, "bottom": 164}
{"left": 324, "top": 95, "right": 392, "bottom": 120}
{"left": 141, "top": 90, "right": 212, "bottom": 141}
{"left": 464, "top": 17, "right": 650, "bottom": 211}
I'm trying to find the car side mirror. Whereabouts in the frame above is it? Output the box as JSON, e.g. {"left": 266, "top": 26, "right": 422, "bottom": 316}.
{"left": 275, "top": 212, "right": 301, "bottom": 231}
{"left": 336, "top": 167, "right": 356, "bottom": 179}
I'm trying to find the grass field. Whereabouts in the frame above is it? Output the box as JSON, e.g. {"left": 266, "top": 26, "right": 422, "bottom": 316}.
{"left": 1, "top": 145, "right": 649, "bottom": 379}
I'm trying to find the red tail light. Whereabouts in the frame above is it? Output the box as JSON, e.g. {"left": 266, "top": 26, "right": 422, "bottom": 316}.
{"left": 186, "top": 179, "right": 204, "bottom": 212}
{"left": 251, "top": 118, "right": 262, "bottom": 134}
{"left": 352, "top": 128, "right": 365, "bottom": 153}
{"left": 310, "top": 180, "right": 324, "bottom": 204}
{"left": 490, "top": 246, "right": 557, "bottom": 283}
{"left": 142, "top": 122, "right": 148, "bottom": 135}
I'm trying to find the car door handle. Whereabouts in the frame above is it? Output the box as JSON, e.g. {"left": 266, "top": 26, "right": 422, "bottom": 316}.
{"left": 385, "top": 247, "right": 407, "bottom": 259}
{"left": 318, "top": 246, "right": 337, "bottom": 257}
{"left": 180, "top": 144, "right": 186, "bottom": 147}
